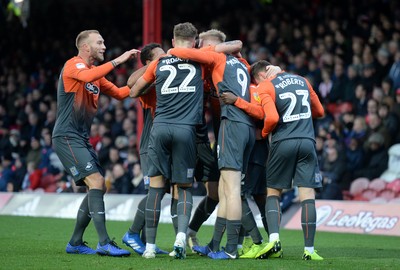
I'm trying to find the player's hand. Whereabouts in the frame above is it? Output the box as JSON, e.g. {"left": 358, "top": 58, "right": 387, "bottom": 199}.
{"left": 220, "top": 92, "right": 238, "bottom": 104}
{"left": 113, "top": 49, "right": 141, "bottom": 66}
{"left": 232, "top": 51, "right": 242, "bottom": 58}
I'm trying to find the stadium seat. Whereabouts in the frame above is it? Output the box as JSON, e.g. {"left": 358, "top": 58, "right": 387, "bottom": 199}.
{"left": 360, "top": 188, "right": 378, "bottom": 201}
{"left": 368, "top": 178, "right": 387, "bottom": 193}
{"left": 378, "top": 189, "right": 396, "bottom": 201}
{"left": 386, "top": 179, "right": 400, "bottom": 193}
{"left": 389, "top": 197, "right": 400, "bottom": 204}
{"left": 349, "top": 177, "right": 370, "bottom": 197}
{"left": 369, "top": 197, "right": 387, "bottom": 203}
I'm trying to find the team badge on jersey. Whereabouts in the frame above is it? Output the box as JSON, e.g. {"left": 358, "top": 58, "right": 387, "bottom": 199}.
{"left": 253, "top": 92, "right": 261, "bottom": 103}
{"left": 69, "top": 166, "right": 79, "bottom": 176}
{"left": 315, "top": 171, "right": 322, "bottom": 184}
{"left": 187, "top": 168, "right": 194, "bottom": 178}
{"left": 85, "top": 161, "right": 93, "bottom": 171}
{"left": 76, "top": 63, "right": 86, "bottom": 69}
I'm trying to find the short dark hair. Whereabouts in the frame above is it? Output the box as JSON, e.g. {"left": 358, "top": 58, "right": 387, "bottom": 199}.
{"left": 250, "top": 60, "right": 272, "bottom": 79}
{"left": 140, "top": 43, "right": 162, "bottom": 65}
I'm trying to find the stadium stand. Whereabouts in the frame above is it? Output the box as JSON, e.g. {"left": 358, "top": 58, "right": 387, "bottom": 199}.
{"left": 1, "top": 0, "right": 400, "bottom": 200}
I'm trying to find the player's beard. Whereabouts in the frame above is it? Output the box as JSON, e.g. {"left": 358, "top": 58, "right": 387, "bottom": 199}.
{"left": 94, "top": 51, "right": 104, "bottom": 62}
{"left": 91, "top": 47, "right": 104, "bottom": 62}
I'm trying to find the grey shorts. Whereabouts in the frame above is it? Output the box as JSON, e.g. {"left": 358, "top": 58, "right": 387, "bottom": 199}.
{"left": 266, "top": 138, "right": 322, "bottom": 189}
{"left": 242, "top": 139, "right": 268, "bottom": 197}
{"left": 52, "top": 136, "right": 103, "bottom": 186}
{"left": 147, "top": 123, "right": 196, "bottom": 184}
{"left": 195, "top": 142, "right": 220, "bottom": 182}
{"left": 140, "top": 152, "right": 150, "bottom": 188}
{"left": 217, "top": 119, "right": 255, "bottom": 173}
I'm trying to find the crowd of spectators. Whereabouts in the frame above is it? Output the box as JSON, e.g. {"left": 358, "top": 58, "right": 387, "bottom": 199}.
{"left": 1, "top": 0, "right": 400, "bottom": 199}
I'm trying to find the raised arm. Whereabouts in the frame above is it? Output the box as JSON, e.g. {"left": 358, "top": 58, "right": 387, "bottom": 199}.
{"left": 169, "top": 47, "right": 219, "bottom": 65}
{"left": 100, "top": 78, "right": 130, "bottom": 100}
{"left": 214, "top": 40, "right": 243, "bottom": 55}
{"left": 220, "top": 85, "right": 264, "bottom": 120}
{"left": 65, "top": 49, "right": 140, "bottom": 83}
{"left": 127, "top": 65, "right": 148, "bottom": 88}
{"left": 129, "top": 59, "right": 157, "bottom": 98}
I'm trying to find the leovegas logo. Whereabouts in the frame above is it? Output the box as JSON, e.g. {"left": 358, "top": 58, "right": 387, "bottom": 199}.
{"left": 316, "top": 204, "right": 399, "bottom": 233}
{"left": 285, "top": 200, "right": 400, "bottom": 236}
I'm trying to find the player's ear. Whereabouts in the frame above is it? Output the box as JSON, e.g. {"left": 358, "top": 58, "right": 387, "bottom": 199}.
{"left": 172, "top": 39, "right": 175, "bottom": 48}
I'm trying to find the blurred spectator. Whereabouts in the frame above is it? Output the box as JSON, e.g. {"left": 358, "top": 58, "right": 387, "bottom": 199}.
{"left": 89, "top": 122, "right": 102, "bottom": 150}
{"left": 25, "top": 136, "right": 42, "bottom": 169}
{"left": 365, "top": 98, "right": 379, "bottom": 123}
{"left": 130, "top": 162, "right": 145, "bottom": 194}
{"left": 388, "top": 50, "right": 400, "bottom": 90}
{"left": 344, "top": 65, "right": 361, "bottom": 103}
{"left": 375, "top": 48, "right": 392, "bottom": 85}
{"left": 97, "top": 132, "right": 113, "bottom": 165}
{"left": 20, "top": 112, "right": 42, "bottom": 143}
{"left": 9, "top": 157, "right": 27, "bottom": 192}
{"left": 111, "top": 108, "right": 126, "bottom": 138}
{"left": 360, "top": 64, "right": 377, "bottom": 93}
{"left": 364, "top": 113, "right": 392, "bottom": 150}
{"left": 318, "top": 69, "right": 333, "bottom": 100}
{"left": 109, "top": 163, "right": 134, "bottom": 194}
{"left": 353, "top": 133, "right": 389, "bottom": 180}
{"left": 378, "top": 102, "right": 399, "bottom": 145}
{"left": 343, "top": 137, "right": 365, "bottom": 190}
{"left": 343, "top": 116, "right": 368, "bottom": 147}
{"left": 381, "top": 77, "right": 394, "bottom": 98}
{"left": 104, "top": 146, "right": 123, "bottom": 171}
{"left": 328, "top": 63, "right": 348, "bottom": 104}
{"left": 318, "top": 146, "right": 346, "bottom": 200}
{"left": 352, "top": 83, "right": 369, "bottom": 116}
{"left": 0, "top": 152, "right": 15, "bottom": 192}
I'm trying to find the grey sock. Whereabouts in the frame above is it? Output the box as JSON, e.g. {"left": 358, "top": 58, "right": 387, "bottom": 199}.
{"left": 129, "top": 195, "right": 147, "bottom": 234}
{"left": 238, "top": 226, "right": 246, "bottom": 245}
{"left": 210, "top": 217, "right": 226, "bottom": 251}
{"left": 88, "top": 189, "right": 109, "bottom": 245}
{"left": 177, "top": 186, "right": 193, "bottom": 234}
{"left": 266, "top": 196, "right": 281, "bottom": 235}
{"left": 301, "top": 199, "right": 316, "bottom": 247}
{"left": 69, "top": 194, "right": 91, "bottom": 246}
{"left": 254, "top": 194, "right": 269, "bottom": 236}
{"left": 170, "top": 198, "right": 178, "bottom": 234}
{"left": 145, "top": 187, "right": 165, "bottom": 244}
{"left": 189, "top": 196, "right": 218, "bottom": 232}
{"left": 241, "top": 198, "right": 262, "bottom": 244}
{"left": 225, "top": 219, "right": 241, "bottom": 255}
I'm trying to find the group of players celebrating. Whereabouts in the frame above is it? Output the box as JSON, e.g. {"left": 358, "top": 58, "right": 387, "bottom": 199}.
{"left": 55, "top": 22, "right": 324, "bottom": 261}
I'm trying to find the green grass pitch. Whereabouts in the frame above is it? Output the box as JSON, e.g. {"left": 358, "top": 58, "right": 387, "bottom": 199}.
{"left": 0, "top": 215, "right": 399, "bottom": 269}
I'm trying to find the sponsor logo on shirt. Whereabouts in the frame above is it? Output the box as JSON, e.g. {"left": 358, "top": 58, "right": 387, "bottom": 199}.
{"left": 85, "top": 82, "right": 99, "bottom": 95}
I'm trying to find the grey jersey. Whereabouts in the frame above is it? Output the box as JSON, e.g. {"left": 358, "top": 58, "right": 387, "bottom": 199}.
{"left": 153, "top": 55, "right": 204, "bottom": 125}
{"left": 216, "top": 55, "right": 253, "bottom": 127}
{"left": 270, "top": 72, "right": 316, "bottom": 142}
